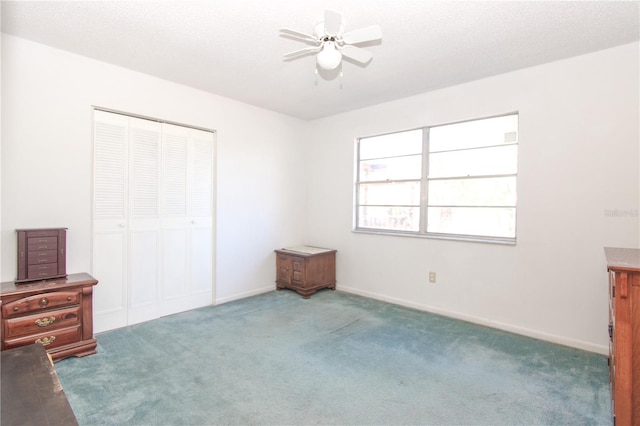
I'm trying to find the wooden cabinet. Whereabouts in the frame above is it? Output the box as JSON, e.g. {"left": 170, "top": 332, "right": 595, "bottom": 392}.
{"left": 16, "top": 228, "right": 67, "bottom": 282}
{"left": 1, "top": 273, "right": 98, "bottom": 361}
{"left": 275, "top": 246, "right": 336, "bottom": 298}
{"left": 605, "top": 247, "right": 640, "bottom": 426}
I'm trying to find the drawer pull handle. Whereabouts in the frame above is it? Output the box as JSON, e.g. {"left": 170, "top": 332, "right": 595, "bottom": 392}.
{"left": 35, "top": 317, "right": 56, "bottom": 327}
{"left": 67, "top": 296, "right": 72, "bottom": 301}
{"left": 13, "top": 306, "right": 19, "bottom": 312}
{"left": 35, "top": 336, "right": 56, "bottom": 346}
{"left": 39, "top": 298, "right": 49, "bottom": 307}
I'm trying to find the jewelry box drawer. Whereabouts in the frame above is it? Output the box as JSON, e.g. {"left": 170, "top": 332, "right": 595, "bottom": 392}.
{"left": 26, "top": 250, "right": 58, "bottom": 264}
{"left": 4, "top": 306, "right": 81, "bottom": 339}
{"left": 2, "top": 290, "right": 81, "bottom": 318}
{"left": 25, "top": 230, "right": 59, "bottom": 239}
{"left": 3, "top": 326, "right": 82, "bottom": 351}
{"left": 27, "top": 240, "right": 58, "bottom": 251}
{"left": 27, "top": 263, "right": 60, "bottom": 279}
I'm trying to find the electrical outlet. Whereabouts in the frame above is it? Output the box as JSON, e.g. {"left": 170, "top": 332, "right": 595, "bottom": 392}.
{"left": 429, "top": 272, "right": 436, "bottom": 283}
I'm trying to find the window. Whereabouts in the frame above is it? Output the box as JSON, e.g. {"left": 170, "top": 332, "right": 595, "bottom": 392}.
{"left": 355, "top": 113, "right": 518, "bottom": 244}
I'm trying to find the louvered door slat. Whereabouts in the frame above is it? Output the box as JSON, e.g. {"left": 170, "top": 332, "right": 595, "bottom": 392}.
{"left": 130, "top": 119, "right": 161, "bottom": 217}
{"left": 190, "top": 131, "right": 214, "bottom": 217}
{"left": 162, "top": 125, "right": 188, "bottom": 216}
{"left": 94, "top": 119, "right": 127, "bottom": 218}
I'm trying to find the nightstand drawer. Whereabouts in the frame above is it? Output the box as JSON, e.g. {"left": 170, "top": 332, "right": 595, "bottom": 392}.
{"left": 2, "top": 290, "right": 81, "bottom": 318}
{"left": 4, "top": 306, "right": 81, "bottom": 338}
{"left": 3, "top": 326, "right": 82, "bottom": 351}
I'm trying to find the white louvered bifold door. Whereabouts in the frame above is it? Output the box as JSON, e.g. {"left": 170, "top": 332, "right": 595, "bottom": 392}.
{"left": 159, "top": 123, "right": 189, "bottom": 314}
{"left": 157, "top": 124, "right": 214, "bottom": 317}
{"left": 93, "top": 111, "right": 215, "bottom": 332}
{"left": 127, "top": 117, "right": 162, "bottom": 326}
{"left": 188, "top": 129, "right": 214, "bottom": 297}
{"left": 93, "top": 110, "right": 129, "bottom": 332}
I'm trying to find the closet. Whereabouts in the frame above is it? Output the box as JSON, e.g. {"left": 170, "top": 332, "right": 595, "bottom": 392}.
{"left": 92, "top": 110, "right": 214, "bottom": 332}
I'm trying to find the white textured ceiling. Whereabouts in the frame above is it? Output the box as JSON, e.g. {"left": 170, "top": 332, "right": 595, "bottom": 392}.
{"left": 2, "top": 1, "right": 639, "bottom": 120}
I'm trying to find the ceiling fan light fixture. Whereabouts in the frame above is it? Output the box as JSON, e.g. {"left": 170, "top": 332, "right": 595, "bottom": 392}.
{"left": 280, "top": 10, "right": 381, "bottom": 74}
{"left": 316, "top": 42, "right": 342, "bottom": 70}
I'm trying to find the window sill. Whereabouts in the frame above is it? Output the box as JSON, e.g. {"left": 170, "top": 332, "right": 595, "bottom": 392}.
{"left": 352, "top": 228, "right": 517, "bottom": 246}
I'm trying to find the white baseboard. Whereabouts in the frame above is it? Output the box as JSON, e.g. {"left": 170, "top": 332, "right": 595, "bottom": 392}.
{"left": 338, "top": 285, "right": 609, "bottom": 355}
{"left": 215, "top": 285, "right": 274, "bottom": 305}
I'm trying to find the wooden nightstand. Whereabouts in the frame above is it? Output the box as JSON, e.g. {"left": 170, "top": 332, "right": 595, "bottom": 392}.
{"left": 275, "top": 246, "right": 336, "bottom": 298}
{"left": 1, "top": 273, "right": 98, "bottom": 361}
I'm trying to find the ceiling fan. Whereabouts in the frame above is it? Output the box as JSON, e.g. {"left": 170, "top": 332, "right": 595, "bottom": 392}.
{"left": 280, "top": 10, "right": 382, "bottom": 71}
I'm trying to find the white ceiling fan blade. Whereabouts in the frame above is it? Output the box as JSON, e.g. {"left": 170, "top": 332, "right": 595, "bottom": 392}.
{"left": 283, "top": 46, "right": 322, "bottom": 59}
{"left": 324, "top": 9, "right": 342, "bottom": 36}
{"left": 279, "top": 28, "right": 318, "bottom": 43}
{"left": 340, "top": 45, "right": 373, "bottom": 64}
{"left": 343, "top": 25, "right": 382, "bottom": 45}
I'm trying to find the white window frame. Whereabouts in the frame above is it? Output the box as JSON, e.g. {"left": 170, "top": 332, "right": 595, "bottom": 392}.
{"left": 354, "top": 113, "right": 519, "bottom": 245}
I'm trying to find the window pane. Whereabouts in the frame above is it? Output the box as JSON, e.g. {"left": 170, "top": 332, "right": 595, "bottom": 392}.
{"left": 358, "top": 206, "right": 420, "bottom": 232}
{"left": 359, "top": 181, "right": 421, "bottom": 206}
{"left": 428, "top": 177, "right": 516, "bottom": 206}
{"left": 429, "top": 145, "right": 517, "bottom": 178}
{"left": 430, "top": 114, "right": 518, "bottom": 152}
{"left": 360, "top": 155, "right": 422, "bottom": 181}
{"left": 427, "top": 207, "right": 516, "bottom": 238}
{"left": 359, "top": 129, "right": 422, "bottom": 160}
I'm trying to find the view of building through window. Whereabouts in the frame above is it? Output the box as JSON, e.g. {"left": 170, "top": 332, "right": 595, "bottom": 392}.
{"left": 356, "top": 114, "right": 518, "bottom": 243}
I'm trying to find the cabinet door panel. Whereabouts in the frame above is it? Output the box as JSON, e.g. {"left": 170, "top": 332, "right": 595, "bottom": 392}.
{"left": 277, "top": 255, "right": 292, "bottom": 285}
{"left": 292, "top": 258, "right": 304, "bottom": 284}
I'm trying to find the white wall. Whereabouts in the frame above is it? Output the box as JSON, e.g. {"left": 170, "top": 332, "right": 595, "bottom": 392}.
{"left": 1, "top": 35, "right": 307, "bottom": 303}
{"left": 304, "top": 42, "right": 640, "bottom": 354}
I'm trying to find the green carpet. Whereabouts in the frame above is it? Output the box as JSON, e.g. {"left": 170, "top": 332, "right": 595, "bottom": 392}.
{"left": 55, "top": 290, "right": 611, "bottom": 425}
